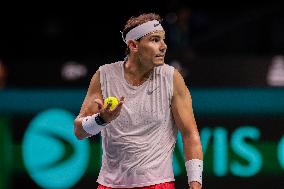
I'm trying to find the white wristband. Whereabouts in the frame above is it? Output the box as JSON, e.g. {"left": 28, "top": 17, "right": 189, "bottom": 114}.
{"left": 82, "top": 113, "right": 107, "bottom": 136}
{"left": 185, "top": 159, "right": 203, "bottom": 185}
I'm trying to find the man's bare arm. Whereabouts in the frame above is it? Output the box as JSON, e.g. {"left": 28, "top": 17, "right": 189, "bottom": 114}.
{"left": 74, "top": 70, "right": 125, "bottom": 140}
{"left": 74, "top": 70, "right": 103, "bottom": 139}
{"left": 171, "top": 69, "right": 203, "bottom": 188}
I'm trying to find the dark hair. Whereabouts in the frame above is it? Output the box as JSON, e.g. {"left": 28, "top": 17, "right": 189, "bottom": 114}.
{"left": 122, "top": 13, "right": 162, "bottom": 55}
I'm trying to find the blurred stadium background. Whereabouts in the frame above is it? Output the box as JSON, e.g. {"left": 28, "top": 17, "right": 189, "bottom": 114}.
{"left": 1, "top": 1, "right": 284, "bottom": 189}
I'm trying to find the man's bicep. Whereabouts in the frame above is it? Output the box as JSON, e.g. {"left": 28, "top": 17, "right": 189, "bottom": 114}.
{"left": 78, "top": 70, "right": 103, "bottom": 117}
{"left": 172, "top": 69, "right": 197, "bottom": 134}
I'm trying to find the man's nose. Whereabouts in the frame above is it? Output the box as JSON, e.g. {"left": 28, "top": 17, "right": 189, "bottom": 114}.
{"left": 160, "top": 40, "right": 167, "bottom": 52}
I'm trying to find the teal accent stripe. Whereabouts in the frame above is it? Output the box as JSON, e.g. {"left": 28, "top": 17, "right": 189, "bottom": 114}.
{"left": 0, "top": 89, "right": 85, "bottom": 115}
{"left": 1, "top": 88, "right": 284, "bottom": 116}
{"left": 191, "top": 88, "right": 284, "bottom": 116}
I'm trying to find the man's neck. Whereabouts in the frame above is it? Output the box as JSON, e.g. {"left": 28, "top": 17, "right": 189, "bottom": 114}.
{"left": 124, "top": 58, "right": 154, "bottom": 86}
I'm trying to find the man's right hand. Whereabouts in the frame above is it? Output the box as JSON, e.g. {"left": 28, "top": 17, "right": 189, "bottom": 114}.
{"left": 94, "top": 96, "right": 125, "bottom": 123}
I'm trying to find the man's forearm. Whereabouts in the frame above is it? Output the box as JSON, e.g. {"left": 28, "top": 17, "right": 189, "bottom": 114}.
{"left": 182, "top": 134, "right": 203, "bottom": 161}
{"left": 182, "top": 134, "right": 203, "bottom": 188}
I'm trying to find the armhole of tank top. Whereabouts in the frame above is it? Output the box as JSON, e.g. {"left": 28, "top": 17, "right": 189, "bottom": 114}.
{"left": 168, "top": 66, "right": 175, "bottom": 101}
{"left": 161, "top": 64, "right": 174, "bottom": 102}
{"left": 99, "top": 66, "right": 105, "bottom": 99}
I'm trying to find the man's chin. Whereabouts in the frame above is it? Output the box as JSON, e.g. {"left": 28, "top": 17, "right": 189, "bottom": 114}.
{"left": 154, "top": 61, "right": 165, "bottom": 66}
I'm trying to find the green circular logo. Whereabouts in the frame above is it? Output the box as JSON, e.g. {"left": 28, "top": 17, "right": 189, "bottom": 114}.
{"left": 22, "top": 108, "right": 90, "bottom": 189}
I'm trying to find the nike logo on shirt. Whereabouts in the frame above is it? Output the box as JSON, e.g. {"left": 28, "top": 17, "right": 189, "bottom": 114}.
{"left": 147, "top": 87, "right": 159, "bottom": 95}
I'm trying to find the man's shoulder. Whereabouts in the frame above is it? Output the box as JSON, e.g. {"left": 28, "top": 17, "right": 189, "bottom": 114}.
{"left": 155, "top": 63, "right": 175, "bottom": 77}
{"left": 100, "top": 61, "right": 123, "bottom": 70}
{"left": 104, "top": 60, "right": 123, "bottom": 67}
{"left": 99, "top": 61, "right": 123, "bottom": 78}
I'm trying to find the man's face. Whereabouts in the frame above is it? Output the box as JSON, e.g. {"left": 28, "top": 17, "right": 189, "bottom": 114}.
{"left": 136, "top": 30, "right": 167, "bottom": 67}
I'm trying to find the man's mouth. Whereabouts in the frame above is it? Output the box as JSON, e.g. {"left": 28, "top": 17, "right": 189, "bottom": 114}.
{"left": 156, "top": 54, "right": 165, "bottom": 58}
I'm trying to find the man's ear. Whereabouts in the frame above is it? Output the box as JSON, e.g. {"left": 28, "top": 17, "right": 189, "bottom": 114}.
{"left": 128, "top": 40, "right": 138, "bottom": 53}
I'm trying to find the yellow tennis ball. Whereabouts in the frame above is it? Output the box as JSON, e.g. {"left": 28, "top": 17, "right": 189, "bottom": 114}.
{"left": 103, "top": 96, "right": 119, "bottom": 110}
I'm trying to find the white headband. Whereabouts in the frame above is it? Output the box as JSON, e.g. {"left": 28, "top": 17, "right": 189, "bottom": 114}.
{"left": 122, "top": 20, "right": 164, "bottom": 44}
